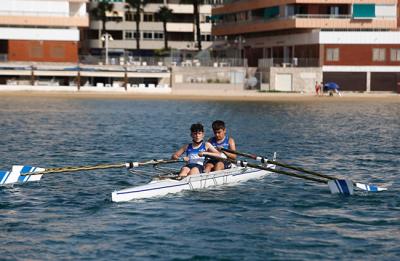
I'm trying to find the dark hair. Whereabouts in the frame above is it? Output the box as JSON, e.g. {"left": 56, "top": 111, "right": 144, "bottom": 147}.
{"left": 212, "top": 120, "right": 225, "bottom": 130}
{"left": 190, "top": 123, "right": 204, "bottom": 133}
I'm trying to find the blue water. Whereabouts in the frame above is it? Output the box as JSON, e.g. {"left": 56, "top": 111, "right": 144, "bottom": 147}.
{"left": 0, "top": 96, "right": 399, "bottom": 260}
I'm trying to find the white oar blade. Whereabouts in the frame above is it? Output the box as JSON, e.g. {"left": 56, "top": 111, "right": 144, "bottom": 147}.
{"left": 328, "top": 179, "right": 354, "bottom": 195}
{"left": 355, "top": 182, "right": 387, "bottom": 192}
{"left": 0, "top": 165, "right": 44, "bottom": 185}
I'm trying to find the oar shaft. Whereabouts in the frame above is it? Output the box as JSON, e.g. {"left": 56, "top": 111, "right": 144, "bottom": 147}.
{"left": 24, "top": 163, "right": 127, "bottom": 175}
{"left": 221, "top": 148, "right": 258, "bottom": 160}
{"left": 266, "top": 160, "right": 335, "bottom": 181}
{"left": 234, "top": 160, "right": 327, "bottom": 184}
{"left": 221, "top": 148, "right": 335, "bottom": 181}
{"left": 22, "top": 159, "right": 182, "bottom": 176}
{"left": 208, "top": 154, "right": 327, "bottom": 184}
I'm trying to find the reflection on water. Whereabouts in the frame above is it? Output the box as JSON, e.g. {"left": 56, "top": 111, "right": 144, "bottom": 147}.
{"left": 0, "top": 96, "right": 399, "bottom": 260}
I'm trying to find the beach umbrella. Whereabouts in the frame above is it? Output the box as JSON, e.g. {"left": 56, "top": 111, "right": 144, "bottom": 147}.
{"left": 324, "top": 82, "right": 339, "bottom": 90}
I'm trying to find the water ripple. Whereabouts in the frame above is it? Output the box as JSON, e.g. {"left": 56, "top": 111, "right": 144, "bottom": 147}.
{"left": 0, "top": 97, "right": 399, "bottom": 260}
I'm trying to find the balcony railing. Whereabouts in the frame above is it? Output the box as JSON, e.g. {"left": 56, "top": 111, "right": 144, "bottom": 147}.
{"left": 215, "top": 13, "right": 396, "bottom": 27}
{"left": 258, "top": 58, "right": 319, "bottom": 68}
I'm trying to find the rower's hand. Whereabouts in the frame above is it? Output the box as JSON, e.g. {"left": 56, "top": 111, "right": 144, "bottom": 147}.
{"left": 199, "top": 152, "right": 208, "bottom": 157}
{"left": 220, "top": 153, "right": 227, "bottom": 159}
{"left": 183, "top": 156, "right": 189, "bottom": 162}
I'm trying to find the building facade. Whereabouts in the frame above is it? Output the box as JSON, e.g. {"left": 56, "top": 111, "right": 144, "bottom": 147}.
{"left": 0, "top": 0, "right": 89, "bottom": 63}
{"left": 86, "top": 0, "right": 219, "bottom": 59}
{"left": 212, "top": 0, "right": 400, "bottom": 92}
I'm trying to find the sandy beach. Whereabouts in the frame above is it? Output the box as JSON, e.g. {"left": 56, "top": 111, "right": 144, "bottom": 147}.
{"left": 0, "top": 89, "right": 398, "bottom": 102}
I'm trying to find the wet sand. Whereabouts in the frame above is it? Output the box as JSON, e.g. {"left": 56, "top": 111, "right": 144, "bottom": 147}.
{"left": 0, "top": 90, "right": 398, "bottom": 102}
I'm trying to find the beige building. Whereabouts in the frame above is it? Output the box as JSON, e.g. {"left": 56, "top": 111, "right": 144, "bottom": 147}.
{"left": 212, "top": 0, "right": 400, "bottom": 92}
{"left": 86, "top": 0, "right": 220, "bottom": 59}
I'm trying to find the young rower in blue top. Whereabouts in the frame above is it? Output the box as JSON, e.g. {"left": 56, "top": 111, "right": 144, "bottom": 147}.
{"left": 204, "top": 120, "right": 237, "bottom": 173}
{"left": 172, "top": 123, "right": 221, "bottom": 178}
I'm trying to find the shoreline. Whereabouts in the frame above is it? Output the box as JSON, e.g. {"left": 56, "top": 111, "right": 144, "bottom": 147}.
{"left": 0, "top": 90, "right": 399, "bottom": 102}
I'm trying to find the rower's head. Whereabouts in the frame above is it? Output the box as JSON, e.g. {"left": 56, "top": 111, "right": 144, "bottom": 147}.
{"left": 190, "top": 123, "right": 204, "bottom": 143}
{"left": 212, "top": 120, "right": 226, "bottom": 140}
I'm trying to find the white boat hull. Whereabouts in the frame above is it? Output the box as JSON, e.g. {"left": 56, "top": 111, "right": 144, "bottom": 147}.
{"left": 111, "top": 166, "right": 274, "bottom": 202}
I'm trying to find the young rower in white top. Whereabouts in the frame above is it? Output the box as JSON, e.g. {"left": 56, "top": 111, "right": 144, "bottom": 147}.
{"left": 204, "top": 120, "right": 237, "bottom": 173}
{"left": 172, "top": 123, "right": 221, "bottom": 178}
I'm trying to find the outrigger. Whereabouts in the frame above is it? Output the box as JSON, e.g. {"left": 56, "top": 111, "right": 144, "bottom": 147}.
{"left": 0, "top": 149, "right": 388, "bottom": 202}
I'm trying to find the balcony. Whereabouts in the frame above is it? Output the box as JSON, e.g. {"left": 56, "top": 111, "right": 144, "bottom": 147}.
{"left": 0, "top": 15, "right": 89, "bottom": 27}
{"left": 212, "top": 14, "right": 397, "bottom": 35}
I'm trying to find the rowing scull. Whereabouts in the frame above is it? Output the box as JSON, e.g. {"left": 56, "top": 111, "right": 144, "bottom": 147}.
{"left": 111, "top": 164, "right": 275, "bottom": 202}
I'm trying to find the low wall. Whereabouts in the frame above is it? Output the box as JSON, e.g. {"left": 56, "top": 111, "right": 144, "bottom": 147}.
{"left": 172, "top": 83, "right": 244, "bottom": 95}
{"left": 0, "top": 84, "right": 171, "bottom": 94}
{"left": 261, "top": 67, "right": 322, "bottom": 93}
{"left": 172, "top": 66, "right": 247, "bottom": 85}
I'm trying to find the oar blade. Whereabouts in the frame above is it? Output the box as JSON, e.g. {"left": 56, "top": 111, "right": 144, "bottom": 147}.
{"left": 328, "top": 179, "right": 354, "bottom": 195}
{"left": 0, "top": 165, "right": 44, "bottom": 185}
{"left": 355, "top": 182, "right": 388, "bottom": 192}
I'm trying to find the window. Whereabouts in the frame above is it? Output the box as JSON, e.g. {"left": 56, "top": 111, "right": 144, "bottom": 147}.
{"left": 201, "top": 34, "right": 212, "bottom": 41}
{"left": 143, "top": 13, "right": 154, "bottom": 22}
{"left": 390, "top": 49, "right": 400, "bottom": 61}
{"left": 125, "top": 31, "right": 134, "bottom": 39}
{"left": 30, "top": 44, "right": 43, "bottom": 58}
{"left": 126, "top": 31, "right": 140, "bottom": 39}
{"left": 154, "top": 32, "right": 163, "bottom": 39}
{"left": 125, "top": 11, "right": 134, "bottom": 21}
{"left": 330, "top": 6, "right": 339, "bottom": 16}
{"left": 264, "top": 6, "right": 279, "bottom": 19}
{"left": 372, "top": 48, "right": 385, "bottom": 61}
{"left": 326, "top": 48, "right": 339, "bottom": 61}
{"left": 50, "top": 46, "right": 65, "bottom": 58}
{"left": 143, "top": 32, "right": 153, "bottom": 39}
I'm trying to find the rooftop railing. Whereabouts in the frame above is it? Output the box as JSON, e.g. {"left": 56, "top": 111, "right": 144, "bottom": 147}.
{"left": 0, "top": 55, "right": 320, "bottom": 69}
{"left": 80, "top": 55, "right": 248, "bottom": 67}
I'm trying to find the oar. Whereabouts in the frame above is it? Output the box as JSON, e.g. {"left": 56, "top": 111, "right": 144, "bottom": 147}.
{"left": 220, "top": 148, "right": 387, "bottom": 194}
{"left": 0, "top": 159, "right": 181, "bottom": 186}
{"left": 221, "top": 148, "right": 333, "bottom": 180}
{"left": 206, "top": 156, "right": 355, "bottom": 195}
{"left": 206, "top": 155, "right": 327, "bottom": 183}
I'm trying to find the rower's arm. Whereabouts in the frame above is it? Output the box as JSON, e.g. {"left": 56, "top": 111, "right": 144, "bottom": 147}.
{"left": 172, "top": 145, "right": 187, "bottom": 160}
{"left": 224, "top": 138, "right": 237, "bottom": 160}
{"left": 202, "top": 143, "right": 224, "bottom": 158}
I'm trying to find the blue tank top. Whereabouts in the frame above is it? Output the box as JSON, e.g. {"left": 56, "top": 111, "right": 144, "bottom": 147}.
{"left": 209, "top": 136, "right": 230, "bottom": 149}
{"left": 186, "top": 142, "right": 207, "bottom": 165}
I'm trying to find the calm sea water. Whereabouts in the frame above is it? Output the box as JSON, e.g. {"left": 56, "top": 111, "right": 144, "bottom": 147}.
{"left": 0, "top": 96, "right": 399, "bottom": 260}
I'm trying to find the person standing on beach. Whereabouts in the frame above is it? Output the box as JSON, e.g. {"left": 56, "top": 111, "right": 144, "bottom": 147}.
{"left": 204, "top": 120, "right": 237, "bottom": 173}
{"left": 315, "top": 81, "right": 320, "bottom": 96}
{"left": 172, "top": 123, "right": 221, "bottom": 178}
{"left": 320, "top": 82, "right": 324, "bottom": 96}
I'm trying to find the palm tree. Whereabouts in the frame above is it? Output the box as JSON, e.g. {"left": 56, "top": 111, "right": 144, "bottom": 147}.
{"left": 125, "top": 0, "right": 148, "bottom": 55}
{"left": 156, "top": 6, "right": 173, "bottom": 50}
{"left": 90, "top": 2, "right": 115, "bottom": 48}
{"left": 181, "top": 0, "right": 202, "bottom": 51}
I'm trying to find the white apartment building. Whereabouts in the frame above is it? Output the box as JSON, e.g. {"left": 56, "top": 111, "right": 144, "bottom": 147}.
{"left": 0, "top": 0, "right": 88, "bottom": 63}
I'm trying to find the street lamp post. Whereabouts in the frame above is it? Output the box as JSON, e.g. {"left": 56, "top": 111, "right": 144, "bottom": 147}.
{"left": 101, "top": 33, "right": 113, "bottom": 65}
